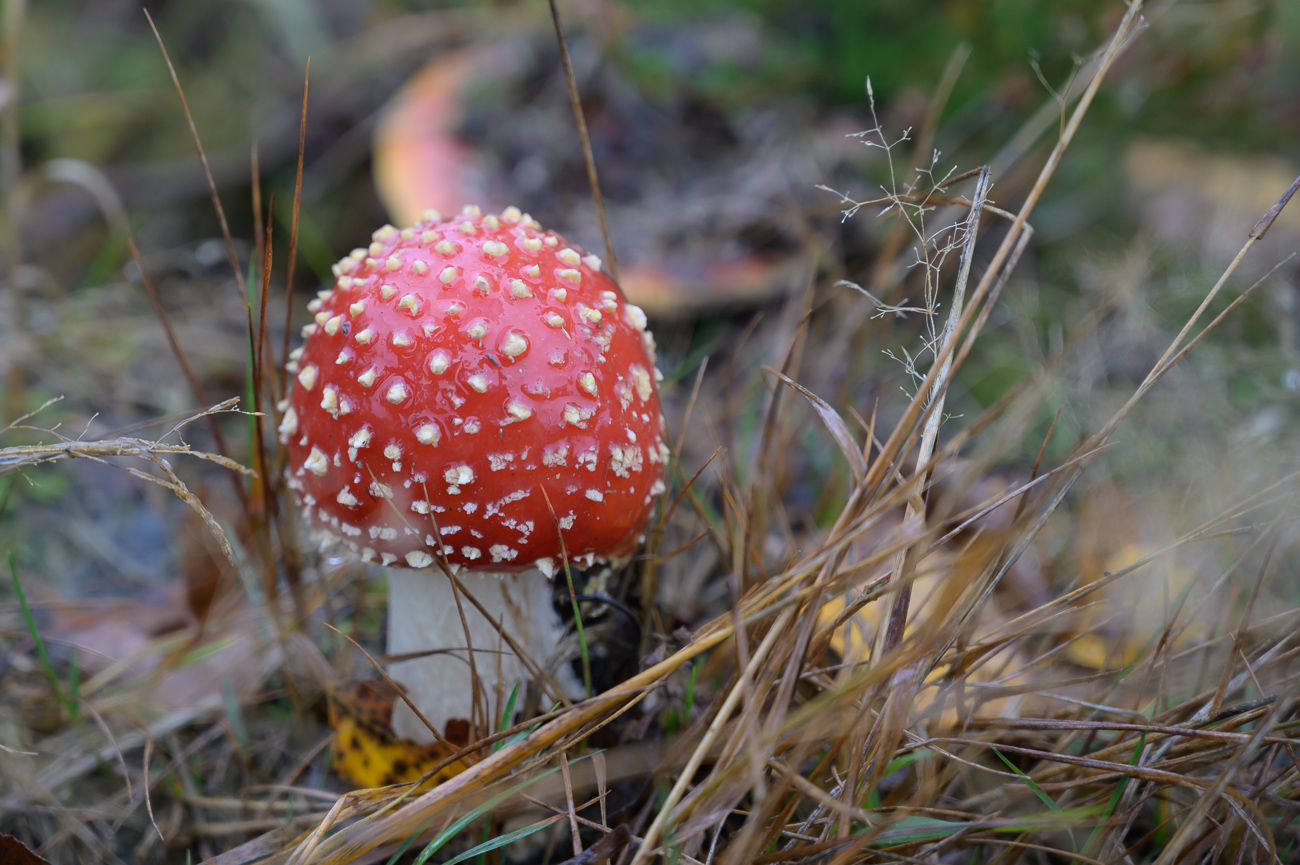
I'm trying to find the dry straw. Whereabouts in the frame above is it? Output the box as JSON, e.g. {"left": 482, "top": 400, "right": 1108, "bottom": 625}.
{"left": 7, "top": 0, "right": 1300, "bottom": 862}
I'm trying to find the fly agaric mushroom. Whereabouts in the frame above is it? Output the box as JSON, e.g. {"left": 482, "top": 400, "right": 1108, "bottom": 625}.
{"left": 280, "top": 205, "right": 667, "bottom": 743}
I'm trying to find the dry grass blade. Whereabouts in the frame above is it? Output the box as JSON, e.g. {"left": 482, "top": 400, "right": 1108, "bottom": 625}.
{"left": 124, "top": 233, "right": 249, "bottom": 508}
{"left": 555, "top": 824, "right": 630, "bottom": 865}
{"left": 142, "top": 9, "right": 249, "bottom": 312}
{"left": 322, "top": 623, "right": 460, "bottom": 753}
{"left": 993, "top": 184, "right": 1300, "bottom": 673}
{"left": 141, "top": 737, "right": 162, "bottom": 842}
{"left": 561, "top": 751, "right": 582, "bottom": 857}
{"left": 280, "top": 60, "right": 310, "bottom": 398}
{"left": 1249, "top": 171, "right": 1300, "bottom": 239}
{"left": 254, "top": 199, "right": 274, "bottom": 436}
{"left": 762, "top": 370, "right": 867, "bottom": 483}
{"left": 1210, "top": 491, "right": 1298, "bottom": 717}
{"left": 861, "top": 0, "right": 1142, "bottom": 503}
{"left": 1, "top": 399, "right": 252, "bottom": 564}
{"left": 548, "top": 0, "right": 618, "bottom": 282}
{"left": 0, "top": 706, "right": 213, "bottom": 819}
{"left": 1012, "top": 406, "right": 1061, "bottom": 523}
{"left": 825, "top": 168, "right": 990, "bottom": 817}
{"left": 242, "top": 608, "right": 756, "bottom": 864}
{"left": 875, "top": 166, "right": 990, "bottom": 643}
{"left": 632, "top": 607, "right": 794, "bottom": 864}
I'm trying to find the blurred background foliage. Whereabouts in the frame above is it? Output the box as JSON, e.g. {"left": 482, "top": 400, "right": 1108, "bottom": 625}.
{"left": 15, "top": 1, "right": 1300, "bottom": 261}
{"left": 4, "top": 0, "right": 1299, "bottom": 576}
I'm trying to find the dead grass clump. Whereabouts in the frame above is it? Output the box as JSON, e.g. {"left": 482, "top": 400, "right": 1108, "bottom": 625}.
{"left": 4, "top": 1, "right": 1300, "bottom": 863}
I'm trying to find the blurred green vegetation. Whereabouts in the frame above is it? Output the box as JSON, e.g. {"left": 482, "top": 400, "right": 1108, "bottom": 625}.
{"left": 11, "top": 1, "right": 1297, "bottom": 287}
{"left": 625, "top": 0, "right": 1300, "bottom": 144}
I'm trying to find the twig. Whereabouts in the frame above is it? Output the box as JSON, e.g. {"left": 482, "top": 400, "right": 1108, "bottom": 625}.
{"left": 0, "top": 399, "right": 252, "bottom": 563}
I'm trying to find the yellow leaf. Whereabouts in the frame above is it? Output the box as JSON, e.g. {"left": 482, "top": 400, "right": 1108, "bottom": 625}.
{"left": 819, "top": 572, "right": 1025, "bottom": 726}
{"left": 328, "top": 681, "right": 466, "bottom": 789}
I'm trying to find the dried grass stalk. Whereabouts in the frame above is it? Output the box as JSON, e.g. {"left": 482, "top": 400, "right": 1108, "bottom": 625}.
{"left": 1, "top": 398, "right": 253, "bottom": 564}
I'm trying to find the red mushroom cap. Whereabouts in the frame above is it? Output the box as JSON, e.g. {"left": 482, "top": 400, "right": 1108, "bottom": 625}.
{"left": 280, "top": 205, "right": 668, "bottom": 574}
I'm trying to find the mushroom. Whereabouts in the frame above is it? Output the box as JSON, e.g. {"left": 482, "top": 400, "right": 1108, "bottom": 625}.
{"left": 281, "top": 205, "right": 668, "bottom": 743}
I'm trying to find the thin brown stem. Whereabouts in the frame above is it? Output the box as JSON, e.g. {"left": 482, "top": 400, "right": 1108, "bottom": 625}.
{"left": 547, "top": 0, "right": 618, "bottom": 283}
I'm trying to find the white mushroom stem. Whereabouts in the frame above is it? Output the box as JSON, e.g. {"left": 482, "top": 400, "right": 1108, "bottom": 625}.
{"left": 387, "top": 568, "right": 577, "bottom": 744}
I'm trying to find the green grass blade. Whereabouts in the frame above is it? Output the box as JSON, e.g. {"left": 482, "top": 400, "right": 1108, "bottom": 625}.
{"left": 992, "top": 747, "right": 1076, "bottom": 851}
{"left": 498, "top": 704, "right": 558, "bottom": 752}
{"left": 493, "top": 680, "right": 521, "bottom": 754}
{"left": 868, "top": 815, "right": 966, "bottom": 845}
{"left": 446, "top": 815, "right": 563, "bottom": 865}
{"left": 222, "top": 674, "right": 249, "bottom": 754}
{"left": 384, "top": 827, "right": 422, "bottom": 865}
{"left": 67, "top": 651, "right": 80, "bottom": 718}
{"left": 865, "top": 807, "right": 1105, "bottom": 846}
{"left": 9, "top": 552, "right": 76, "bottom": 721}
{"left": 859, "top": 749, "right": 932, "bottom": 808}
{"left": 561, "top": 556, "right": 593, "bottom": 699}
{"left": 1083, "top": 727, "right": 1146, "bottom": 856}
{"left": 410, "top": 766, "right": 562, "bottom": 865}
{"left": 683, "top": 659, "right": 702, "bottom": 726}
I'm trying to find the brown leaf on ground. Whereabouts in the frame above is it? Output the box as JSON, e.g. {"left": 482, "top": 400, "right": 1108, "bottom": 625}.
{"left": 48, "top": 590, "right": 190, "bottom": 678}
{"left": 0, "top": 833, "right": 52, "bottom": 865}
{"left": 137, "top": 624, "right": 276, "bottom": 712}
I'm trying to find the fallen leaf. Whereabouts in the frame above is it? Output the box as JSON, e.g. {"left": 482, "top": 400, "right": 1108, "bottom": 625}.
{"left": 328, "top": 680, "right": 466, "bottom": 788}
{"left": 0, "top": 834, "right": 52, "bottom": 865}
{"left": 48, "top": 589, "right": 189, "bottom": 678}
{"left": 139, "top": 628, "right": 275, "bottom": 712}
